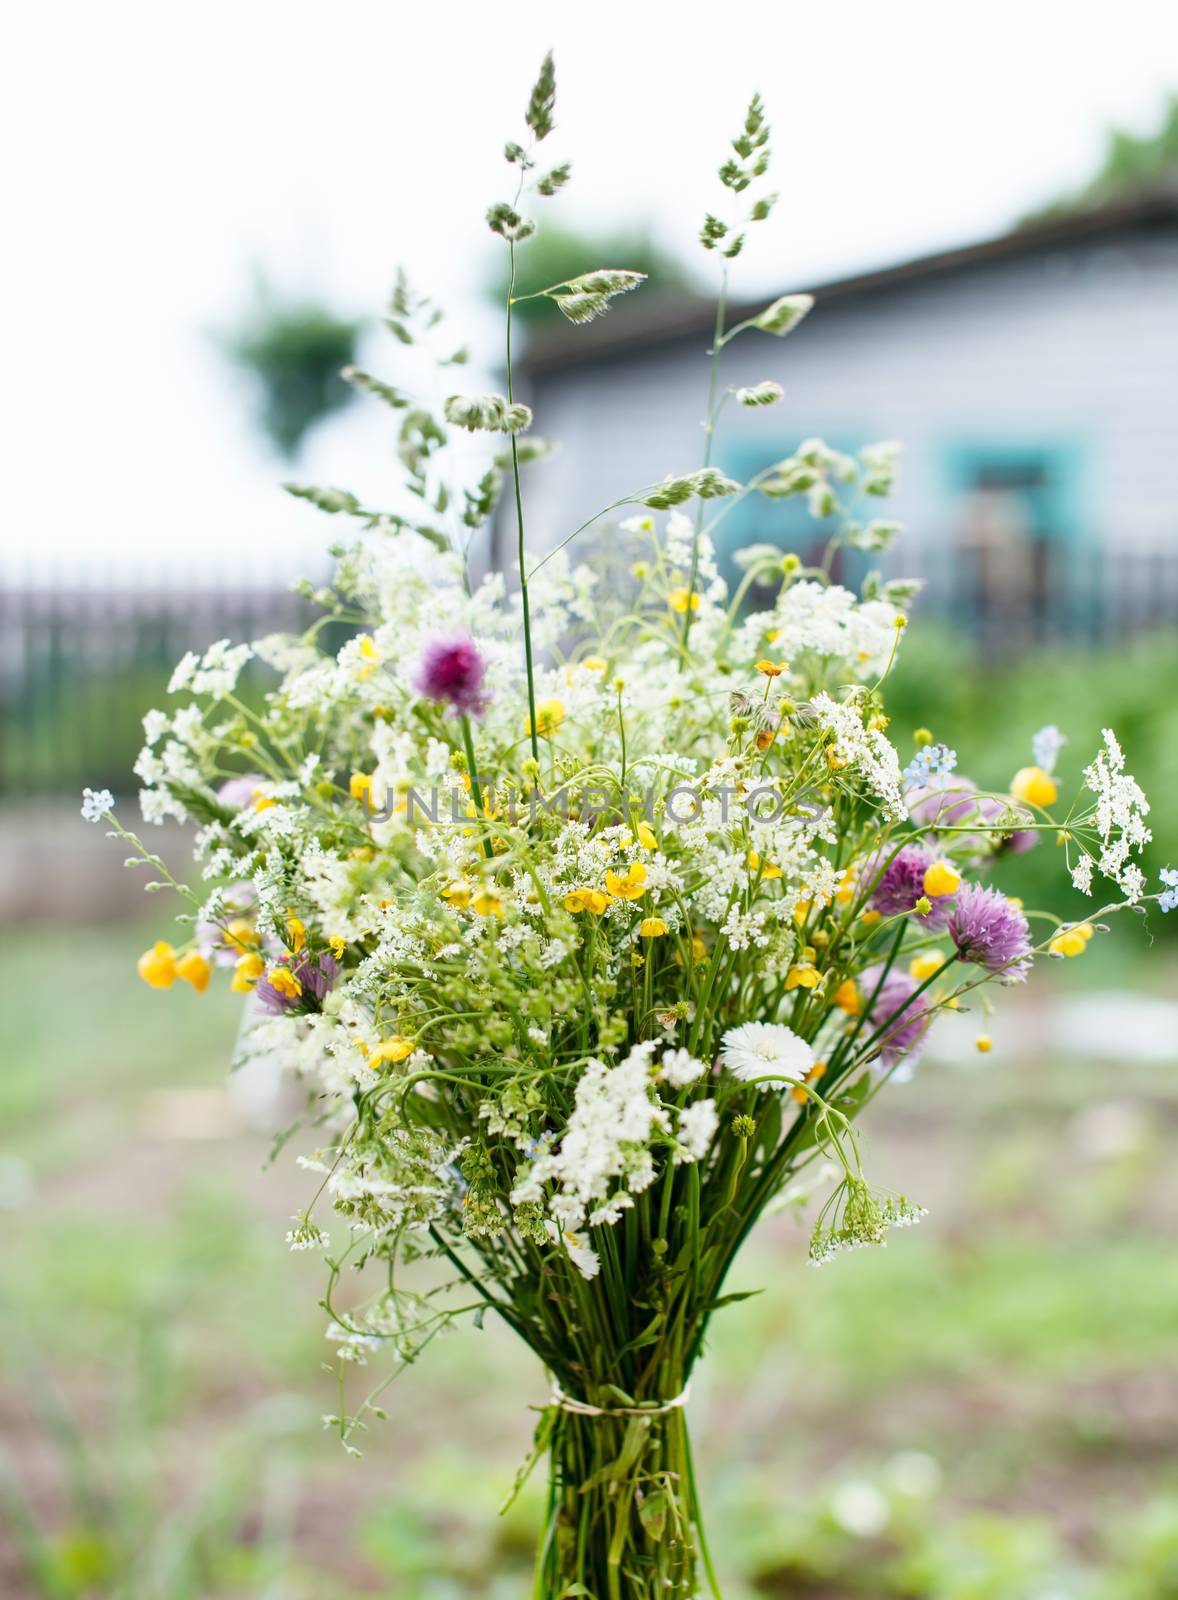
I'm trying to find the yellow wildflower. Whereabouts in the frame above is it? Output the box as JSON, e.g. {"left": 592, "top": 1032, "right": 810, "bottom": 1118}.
{"left": 137, "top": 941, "right": 177, "bottom": 989}
{"left": 251, "top": 788, "right": 276, "bottom": 812}
{"left": 859, "top": 908, "right": 882, "bottom": 927}
{"left": 668, "top": 587, "right": 699, "bottom": 613}
{"left": 1049, "top": 928, "right": 1088, "bottom": 958}
{"left": 833, "top": 978, "right": 861, "bottom": 1016}
{"left": 755, "top": 659, "right": 786, "bottom": 678}
{"left": 581, "top": 655, "right": 608, "bottom": 674}
{"left": 791, "top": 1060, "right": 828, "bottom": 1104}
{"left": 605, "top": 863, "right": 648, "bottom": 901}
{"left": 639, "top": 916, "right": 668, "bottom": 938}
{"left": 175, "top": 950, "right": 211, "bottom": 993}
{"left": 329, "top": 935, "right": 346, "bottom": 960}
{"left": 526, "top": 699, "right": 565, "bottom": 738}
{"left": 564, "top": 888, "right": 611, "bottom": 916}
{"left": 355, "top": 633, "right": 381, "bottom": 681}
{"left": 636, "top": 822, "right": 658, "bottom": 851}
{"left": 286, "top": 915, "right": 306, "bottom": 952}
{"left": 222, "top": 917, "right": 258, "bottom": 952}
{"left": 442, "top": 882, "right": 473, "bottom": 909}
{"left": 922, "top": 860, "right": 960, "bottom": 898}
{"left": 908, "top": 951, "right": 944, "bottom": 982}
{"left": 349, "top": 771, "right": 376, "bottom": 808}
{"left": 369, "top": 1036, "right": 415, "bottom": 1067}
{"left": 785, "top": 963, "right": 820, "bottom": 991}
{"left": 230, "top": 951, "right": 265, "bottom": 993}
{"left": 975, "top": 1034, "right": 993, "bottom": 1054}
{"left": 266, "top": 967, "right": 303, "bottom": 1001}
{"left": 1010, "top": 765, "right": 1058, "bottom": 808}
{"left": 471, "top": 888, "right": 503, "bottom": 918}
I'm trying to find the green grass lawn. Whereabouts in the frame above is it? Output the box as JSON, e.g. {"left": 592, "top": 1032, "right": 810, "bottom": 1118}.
{"left": 2, "top": 918, "right": 1178, "bottom": 1598}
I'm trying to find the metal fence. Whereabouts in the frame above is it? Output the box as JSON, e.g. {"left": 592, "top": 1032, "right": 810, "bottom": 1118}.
{"left": 0, "top": 579, "right": 313, "bottom": 798}
{"left": 2, "top": 548, "right": 1177, "bottom": 797}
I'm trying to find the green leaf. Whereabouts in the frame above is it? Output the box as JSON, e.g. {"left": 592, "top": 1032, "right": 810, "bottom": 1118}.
{"left": 618, "top": 1310, "right": 664, "bottom": 1354}
{"left": 705, "top": 1288, "right": 765, "bottom": 1312}
{"left": 283, "top": 483, "right": 361, "bottom": 515}
{"left": 341, "top": 366, "right": 409, "bottom": 409}
{"left": 578, "top": 1417, "right": 650, "bottom": 1494}
{"left": 499, "top": 1404, "right": 557, "bottom": 1515}
{"left": 638, "top": 1488, "right": 669, "bottom": 1542}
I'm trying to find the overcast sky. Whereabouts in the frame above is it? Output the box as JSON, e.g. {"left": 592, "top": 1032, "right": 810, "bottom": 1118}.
{"left": 3, "top": 0, "right": 1177, "bottom": 580}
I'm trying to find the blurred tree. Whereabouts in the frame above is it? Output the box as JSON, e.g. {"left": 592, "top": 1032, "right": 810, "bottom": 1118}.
{"left": 219, "top": 278, "right": 365, "bottom": 458}
{"left": 1025, "top": 92, "right": 1178, "bottom": 221}
{"left": 489, "top": 221, "right": 699, "bottom": 325}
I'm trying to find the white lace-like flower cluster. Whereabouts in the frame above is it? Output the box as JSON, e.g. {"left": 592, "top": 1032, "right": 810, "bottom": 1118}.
{"left": 1080, "top": 728, "right": 1152, "bottom": 902}
{"left": 511, "top": 1042, "right": 717, "bottom": 1249}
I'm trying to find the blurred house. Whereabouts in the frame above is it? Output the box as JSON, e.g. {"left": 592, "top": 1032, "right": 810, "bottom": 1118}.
{"left": 511, "top": 184, "right": 1178, "bottom": 649}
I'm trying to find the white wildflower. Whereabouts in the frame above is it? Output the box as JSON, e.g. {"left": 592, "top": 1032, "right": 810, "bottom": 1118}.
{"left": 511, "top": 1042, "right": 667, "bottom": 1234}
{"left": 190, "top": 639, "right": 253, "bottom": 698}
{"left": 675, "top": 1100, "right": 719, "bottom": 1164}
{"left": 1032, "top": 724, "right": 1067, "bottom": 773}
{"left": 167, "top": 651, "right": 199, "bottom": 694}
{"left": 141, "top": 708, "right": 169, "bottom": 745}
{"left": 80, "top": 787, "right": 114, "bottom": 822}
{"left": 658, "top": 1048, "right": 707, "bottom": 1087}
{"left": 1070, "top": 855, "right": 1093, "bottom": 895}
{"left": 721, "top": 1022, "right": 813, "bottom": 1088}
{"left": 1083, "top": 728, "right": 1151, "bottom": 900}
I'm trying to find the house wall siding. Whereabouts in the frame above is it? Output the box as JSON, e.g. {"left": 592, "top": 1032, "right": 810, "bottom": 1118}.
{"left": 518, "top": 228, "right": 1178, "bottom": 574}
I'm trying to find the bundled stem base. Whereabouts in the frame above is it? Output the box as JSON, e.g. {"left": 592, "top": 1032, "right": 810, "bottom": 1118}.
{"left": 539, "top": 1397, "right": 710, "bottom": 1598}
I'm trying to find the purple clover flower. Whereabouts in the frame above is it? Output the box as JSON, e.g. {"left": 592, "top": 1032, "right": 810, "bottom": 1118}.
{"left": 256, "top": 952, "right": 340, "bottom": 1015}
{"left": 217, "top": 773, "right": 267, "bottom": 809}
{"left": 948, "top": 883, "right": 1033, "bottom": 981}
{"left": 908, "top": 779, "right": 1039, "bottom": 863}
{"left": 906, "top": 781, "right": 983, "bottom": 830}
{"left": 862, "top": 963, "right": 932, "bottom": 1072}
{"left": 415, "top": 636, "right": 487, "bottom": 717}
{"left": 864, "top": 844, "right": 950, "bottom": 929}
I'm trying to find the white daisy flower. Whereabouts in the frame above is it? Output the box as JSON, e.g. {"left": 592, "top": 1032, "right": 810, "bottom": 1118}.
{"left": 721, "top": 1021, "right": 813, "bottom": 1088}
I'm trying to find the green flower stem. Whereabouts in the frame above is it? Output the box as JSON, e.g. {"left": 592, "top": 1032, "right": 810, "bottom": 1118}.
{"left": 681, "top": 267, "right": 729, "bottom": 661}
{"left": 506, "top": 237, "right": 541, "bottom": 768}
{"left": 459, "top": 714, "right": 495, "bottom": 860}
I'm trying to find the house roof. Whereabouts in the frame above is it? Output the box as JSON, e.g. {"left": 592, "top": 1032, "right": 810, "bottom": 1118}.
{"left": 520, "top": 181, "right": 1178, "bottom": 379}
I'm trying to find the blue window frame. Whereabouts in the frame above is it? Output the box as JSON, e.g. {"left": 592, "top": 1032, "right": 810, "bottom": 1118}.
{"left": 938, "top": 439, "right": 1090, "bottom": 636}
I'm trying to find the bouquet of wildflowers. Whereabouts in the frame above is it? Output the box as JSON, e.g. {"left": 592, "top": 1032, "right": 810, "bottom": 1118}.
{"left": 84, "top": 57, "right": 1171, "bottom": 1599}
